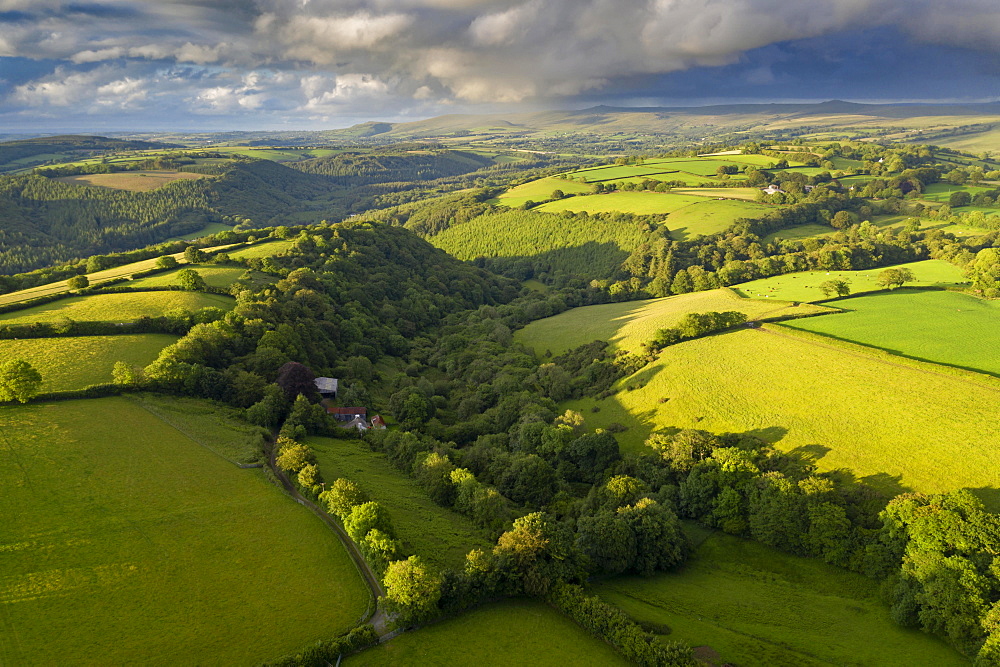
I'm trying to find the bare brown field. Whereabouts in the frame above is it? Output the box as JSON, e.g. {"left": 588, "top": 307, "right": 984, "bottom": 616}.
{"left": 55, "top": 171, "right": 210, "bottom": 191}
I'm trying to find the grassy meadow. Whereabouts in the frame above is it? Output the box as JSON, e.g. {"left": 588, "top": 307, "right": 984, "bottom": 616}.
{"left": 127, "top": 265, "right": 250, "bottom": 289}
{"left": 665, "top": 199, "right": 778, "bottom": 239}
{"left": 0, "top": 291, "right": 233, "bottom": 325}
{"left": 54, "top": 171, "right": 210, "bottom": 192}
{"left": 732, "top": 259, "right": 966, "bottom": 302}
{"left": 308, "top": 437, "right": 493, "bottom": 571}
{"left": 0, "top": 398, "right": 370, "bottom": 665}
{"left": 227, "top": 239, "right": 297, "bottom": 260}
{"left": 515, "top": 288, "right": 833, "bottom": 356}
{"left": 348, "top": 598, "right": 627, "bottom": 666}
{"left": 126, "top": 393, "right": 266, "bottom": 465}
{"left": 563, "top": 326, "right": 1000, "bottom": 506}
{"left": 783, "top": 289, "right": 1000, "bottom": 376}
{"left": 594, "top": 527, "right": 966, "bottom": 667}
{"left": 0, "top": 334, "right": 177, "bottom": 391}
{"left": 495, "top": 176, "right": 592, "bottom": 207}
{"left": 429, "top": 210, "right": 647, "bottom": 278}
{"left": 535, "top": 191, "right": 707, "bottom": 215}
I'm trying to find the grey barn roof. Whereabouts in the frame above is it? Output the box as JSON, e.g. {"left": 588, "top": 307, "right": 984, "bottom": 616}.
{"left": 315, "top": 377, "right": 338, "bottom": 393}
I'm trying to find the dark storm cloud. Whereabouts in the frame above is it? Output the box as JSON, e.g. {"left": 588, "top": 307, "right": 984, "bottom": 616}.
{"left": 0, "top": 0, "right": 998, "bottom": 128}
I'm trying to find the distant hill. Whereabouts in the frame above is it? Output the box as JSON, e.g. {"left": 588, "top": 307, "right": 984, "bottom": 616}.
{"left": 0, "top": 135, "right": 180, "bottom": 172}
{"left": 321, "top": 100, "right": 1000, "bottom": 148}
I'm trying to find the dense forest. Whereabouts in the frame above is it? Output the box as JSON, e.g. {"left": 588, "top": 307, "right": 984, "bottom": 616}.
{"left": 0, "top": 149, "right": 576, "bottom": 276}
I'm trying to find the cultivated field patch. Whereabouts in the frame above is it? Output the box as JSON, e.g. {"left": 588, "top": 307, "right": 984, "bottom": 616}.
{"left": 666, "top": 199, "right": 778, "bottom": 239}
{"left": 127, "top": 265, "right": 249, "bottom": 289}
{"left": 515, "top": 288, "right": 833, "bottom": 356}
{"left": 347, "top": 598, "right": 627, "bottom": 666}
{"left": 55, "top": 170, "right": 209, "bottom": 192}
{"left": 0, "top": 291, "right": 233, "bottom": 325}
{"left": 783, "top": 289, "right": 1000, "bottom": 376}
{"left": 308, "top": 436, "right": 493, "bottom": 571}
{"left": 564, "top": 326, "right": 1000, "bottom": 505}
{"left": 594, "top": 528, "right": 965, "bottom": 667}
{"left": 732, "top": 259, "right": 966, "bottom": 302}
{"left": 0, "top": 334, "right": 177, "bottom": 391}
{"left": 0, "top": 398, "right": 369, "bottom": 665}
{"left": 535, "top": 191, "right": 707, "bottom": 215}
{"left": 495, "top": 176, "right": 592, "bottom": 207}
{"left": 227, "top": 239, "right": 297, "bottom": 260}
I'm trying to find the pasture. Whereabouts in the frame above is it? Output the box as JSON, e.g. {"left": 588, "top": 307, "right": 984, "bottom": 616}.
{"left": 126, "top": 393, "right": 266, "bottom": 465}
{"left": 670, "top": 187, "right": 760, "bottom": 201}
{"left": 564, "top": 326, "right": 1000, "bottom": 506}
{"left": 515, "top": 288, "right": 833, "bottom": 356}
{"left": 920, "top": 182, "right": 993, "bottom": 203}
{"left": 0, "top": 334, "right": 176, "bottom": 391}
{"left": 495, "top": 176, "right": 592, "bottom": 207}
{"left": 594, "top": 527, "right": 965, "bottom": 667}
{"left": 0, "top": 398, "right": 369, "bottom": 665}
{"left": 666, "top": 199, "right": 778, "bottom": 239}
{"left": 535, "top": 192, "right": 708, "bottom": 215}
{"left": 0, "top": 291, "right": 233, "bottom": 325}
{"left": 54, "top": 170, "right": 209, "bottom": 192}
{"left": 731, "top": 259, "right": 966, "bottom": 302}
{"left": 347, "top": 598, "right": 627, "bottom": 666}
{"left": 308, "top": 436, "right": 493, "bottom": 571}
{"left": 783, "top": 289, "right": 1000, "bottom": 376}
{"left": 227, "top": 239, "right": 297, "bottom": 259}
{"left": 127, "top": 265, "right": 250, "bottom": 289}
{"left": 0, "top": 243, "right": 237, "bottom": 307}
{"left": 429, "top": 209, "right": 647, "bottom": 278}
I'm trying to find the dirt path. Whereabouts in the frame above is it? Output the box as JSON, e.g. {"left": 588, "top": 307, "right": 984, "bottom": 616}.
{"left": 756, "top": 325, "right": 1000, "bottom": 394}
{"left": 267, "top": 444, "right": 392, "bottom": 637}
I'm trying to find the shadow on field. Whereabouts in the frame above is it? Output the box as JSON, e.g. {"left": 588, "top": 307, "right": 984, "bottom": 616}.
{"left": 965, "top": 487, "right": 1000, "bottom": 513}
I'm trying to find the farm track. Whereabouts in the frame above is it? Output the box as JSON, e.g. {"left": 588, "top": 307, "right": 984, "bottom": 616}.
{"left": 757, "top": 326, "right": 1000, "bottom": 393}
{"left": 266, "top": 443, "right": 393, "bottom": 637}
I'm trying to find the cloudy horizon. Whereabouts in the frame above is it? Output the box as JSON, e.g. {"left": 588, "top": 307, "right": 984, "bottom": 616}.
{"left": 2, "top": 0, "right": 999, "bottom": 132}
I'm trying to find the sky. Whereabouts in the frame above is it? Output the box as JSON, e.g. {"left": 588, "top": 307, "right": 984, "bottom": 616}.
{"left": 1, "top": 0, "right": 999, "bottom": 132}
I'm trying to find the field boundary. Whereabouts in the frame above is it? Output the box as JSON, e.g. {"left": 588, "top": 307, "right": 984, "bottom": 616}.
{"left": 126, "top": 395, "right": 263, "bottom": 468}
{"left": 762, "top": 324, "right": 1000, "bottom": 391}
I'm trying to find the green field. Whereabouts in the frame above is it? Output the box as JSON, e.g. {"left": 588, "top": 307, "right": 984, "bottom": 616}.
{"left": 784, "top": 289, "right": 1000, "bottom": 376}
{"left": 921, "top": 182, "right": 993, "bottom": 203}
{"left": 308, "top": 437, "right": 493, "bottom": 570}
{"left": 348, "top": 598, "right": 627, "bottom": 666}
{"left": 594, "top": 527, "right": 965, "bottom": 667}
{"left": 0, "top": 292, "right": 233, "bottom": 325}
{"left": 166, "top": 222, "right": 234, "bottom": 242}
{"left": 515, "top": 288, "right": 833, "bottom": 356}
{"left": 732, "top": 259, "right": 967, "bottom": 302}
{"left": 127, "top": 393, "right": 266, "bottom": 465}
{"left": 666, "top": 199, "right": 778, "bottom": 239}
{"left": 0, "top": 243, "right": 238, "bottom": 307}
{"left": 0, "top": 398, "right": 369, "bottom": 665}
{"left": 563, "top": 326, "right": 1000, "bottom": 506}
{"left": 0, "top": 334, "right": 177, "bottom": 392}
{"left": 429, "top": 210, "right": 647, "bottom": 278}
{"left": 535, "top": 192, "right": 708, "bottom": 215}
{"left": 496, "top": 176, "right": 593, "bottom": 207}
{"left": 671, "top": 187, "right": 760, "bottom": 201}
{"left": 127, "top": 265, "right": 249, "bottom": 289}
{"left": 227, "top": 239, "right": 297, "bottom": 260}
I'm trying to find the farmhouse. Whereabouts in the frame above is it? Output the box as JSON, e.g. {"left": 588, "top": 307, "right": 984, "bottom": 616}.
{"left": 761, "top": 184, "right": 785, "bottom": 195}
{"left": 315, "top": 377, "right": 338, "bottom": 397}
{"left": 328, "top": 406, "right": 367, "bottom": 421}
{"left": 340, "top": 416, "right": 370, "bottom": 431}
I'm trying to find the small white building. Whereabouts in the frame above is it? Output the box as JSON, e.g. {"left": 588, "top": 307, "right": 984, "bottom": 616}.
{"left": 761, "top": 184, "right": 785, "bottom": 195}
